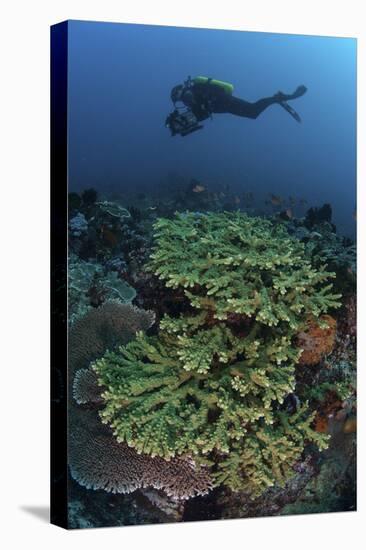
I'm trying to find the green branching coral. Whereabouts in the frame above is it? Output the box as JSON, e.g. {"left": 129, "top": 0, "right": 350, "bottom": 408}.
{"left": 94, "top": 212, "right": 340, "bottom": 497}
{"left": 148, "top": 212, "right": 341, "bottom": 326}
{"left": 215, "top": 406, "right": 328, "bottom": 496}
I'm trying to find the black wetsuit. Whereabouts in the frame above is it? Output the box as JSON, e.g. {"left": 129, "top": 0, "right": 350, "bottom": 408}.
{"left": 181, "top": 82, "right": 296, "bottom": 121}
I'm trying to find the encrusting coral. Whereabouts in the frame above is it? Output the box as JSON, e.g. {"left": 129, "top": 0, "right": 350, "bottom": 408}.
{"left": 93, "top": 212, "right": 341, "bottom": 498}
{"left": 297, "top": 314, "right": 337, "bottom": 366}
{"left": 68, "top": 300, "right": 213, "bottom": 500}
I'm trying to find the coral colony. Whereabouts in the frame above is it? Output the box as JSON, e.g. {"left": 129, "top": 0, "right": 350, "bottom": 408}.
{"left": 93, "top": 213, "right": 339, "bottom": 497}
{"left": 69, "top": 302, "right": 212, "bottom": 499}
{"left": 67, "top": 189, "right": 356, "bottom": 525}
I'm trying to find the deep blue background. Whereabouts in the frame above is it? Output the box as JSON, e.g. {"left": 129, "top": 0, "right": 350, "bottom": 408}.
{"left": 68, "top": 20, "right": 356, "bottom": 236}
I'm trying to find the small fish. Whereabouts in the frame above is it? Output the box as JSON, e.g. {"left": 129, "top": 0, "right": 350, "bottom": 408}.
{"left": 270, "top": 194, "right": 282, "bottom": 206}
{"left": 285, "top": 208, "right": 293, "bottom": 219}
{"left": 147, "top": 206, "right": 157, "bottom": 210}
{"left": 192, "top": 184, "right": 206, "bottom": 193}
{"left": 234, "top": 196, "right": 241, "bottom": 205}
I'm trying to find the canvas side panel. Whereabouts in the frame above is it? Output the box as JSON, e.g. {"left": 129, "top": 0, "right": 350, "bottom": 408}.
{"left": 50, "top": 20, "right": 68, "bottom": 529}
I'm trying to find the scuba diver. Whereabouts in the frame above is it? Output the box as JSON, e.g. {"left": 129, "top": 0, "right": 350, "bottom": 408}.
{"left": 165, "top": 76, "right": 307, "bottom": 136}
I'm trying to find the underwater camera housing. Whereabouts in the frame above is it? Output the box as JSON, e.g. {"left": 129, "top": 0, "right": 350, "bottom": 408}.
{"left": 165, "top": 108, "right": 204, "bottom": 137}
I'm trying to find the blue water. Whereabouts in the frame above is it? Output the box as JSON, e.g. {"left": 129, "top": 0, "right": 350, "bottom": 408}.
{"left": 67, "top": 20, "right": 356, "bottom": 236}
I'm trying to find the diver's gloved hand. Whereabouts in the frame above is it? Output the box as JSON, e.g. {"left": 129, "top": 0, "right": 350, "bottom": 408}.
{"left": 274, "top": 85, "right": 307, "bottom": 102}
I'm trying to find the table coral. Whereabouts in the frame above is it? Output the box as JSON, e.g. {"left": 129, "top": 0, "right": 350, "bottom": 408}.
{"left": 68, "top": 301, "right": 213, "bottom": 500}
{"left": 94, "top": 212, "right": 340, "bottom": 497}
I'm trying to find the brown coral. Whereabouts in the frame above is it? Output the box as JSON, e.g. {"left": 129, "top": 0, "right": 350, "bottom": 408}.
{"left": 68, "top": 301, "right": 155, "bottom": 380}
{"left": 68, "top": 301, "right": 212, "bottom": 500}
{"left": 297, "top": 315, "right": 337, "bottom": 366}
{"left": 69, "top": 407, "right": 212, "bottom": 499}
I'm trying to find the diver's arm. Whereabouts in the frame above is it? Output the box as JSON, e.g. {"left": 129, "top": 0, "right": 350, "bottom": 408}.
{"left": 181, "top": 85, "right": 213, "bottom": 121}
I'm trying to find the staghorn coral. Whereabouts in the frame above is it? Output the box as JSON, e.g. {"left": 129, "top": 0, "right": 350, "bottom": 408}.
{"left": 297, "top": 315, "right": 337, "bottom": 366}
{"left": 214, "top": 405, "right": 326, "bottom": 497}
{"left": 94, "top": 330, "right": 326, "bottom": 497}
{"left": 68, "top": 301, "right": 213, "bottom": 500}
{"left": 147, "top": 212, "right": 341, "bottom": 326}
{"left": 94, "top": 212, "right": 338, "bottom": 497}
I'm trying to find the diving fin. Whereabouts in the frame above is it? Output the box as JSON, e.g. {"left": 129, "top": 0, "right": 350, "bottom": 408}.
{"left": 279, "top": 101, "right": 302, "bottom": 123}
{"left": 289, "top": 85, "right": 307, "bottom": 100}
{"left": 274, "top": 85, "right": 307, "bottom": 103}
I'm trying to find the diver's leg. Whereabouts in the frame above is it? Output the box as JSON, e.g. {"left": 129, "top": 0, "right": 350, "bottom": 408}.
{"left": 219, "top": 95, "right": 279, "bottom": 119}
{"left": 215, "top": 86, "right": 307, "bottom": 119}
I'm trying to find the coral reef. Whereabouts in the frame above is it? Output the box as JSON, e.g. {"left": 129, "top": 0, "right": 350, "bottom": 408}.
{"left": 292, "top": 274, "right": 356, "bottom": 453}
{"left": 68, "top": 301, "right": 213, "bottom": 501}
{"left": 286, "top": 217, "right": 356, "bottom": 297}
{"left": 68, "top": 195, "right": 152, "bottom": 279}
{"left": 72, "top": 368, "right": 103, "bottom": 405}
{"left": 68, "top": 255, "right": 136, "bottom": 322}
{"left": 68, "top": 481, "right": 184, "bottom": 528}
{"left": 69, "top": 301, "right": 155, "bottom": 375}
{"left": 207, "top": 456, "right": 316, "bottom": 521}
{"left": 282, "top": 417, "right": 356, "bottom": 515}
{"left": 147, "top": 212, "right": 341, "bottom": 324}
{"left": 66, "top": 190, "right": 356, "bottom": 522}
{"left": 81, "top": 188, "right": 98, "bottom": 206}
{"left": 96, "top": 201, "right": 130, "bottom": 219}
{"left": 69, "top": 213, "right": 88, "bottom": 238}
{"left": 68, "top": 191, "right": 82, "bottom": 212}
{"left": 69, "top": 408, "right": 212, "bottom": 499}
{"left": 297, "top": 315, "right": 337, "bottom": 366}
{"left": 304, "top": 203, "right": 333, "bottom": 229}
{"left": 94, "top": 212, "right": 340, "bottom": 498}
{"left": 341, "top": 294, "right": 356, "bottom": 339}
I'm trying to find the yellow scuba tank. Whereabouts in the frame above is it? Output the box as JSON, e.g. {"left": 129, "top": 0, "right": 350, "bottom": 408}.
{"left": 193, "top": 76, "right": 234, "bottom": 95}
